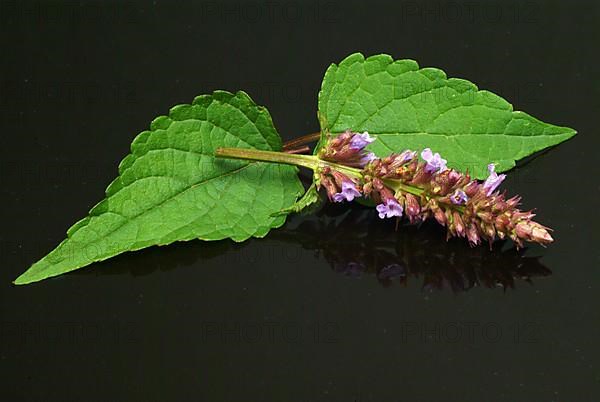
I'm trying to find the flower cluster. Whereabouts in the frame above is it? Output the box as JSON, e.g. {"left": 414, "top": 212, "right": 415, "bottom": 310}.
{"left": 318, "top": 130, "right": 377, "bottom": 168}
{"left": 316, "top": 131, "right": 553, "bottom": 248}
{"left": 317, "top": 166, "right": 362, "bottom": 203}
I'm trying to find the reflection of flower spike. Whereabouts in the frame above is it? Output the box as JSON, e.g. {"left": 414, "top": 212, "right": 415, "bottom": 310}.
{"left": 377, "top": 264, "right": 406, "bottom": 280}
{"left": 293, "top": 207, "right": 552, "bottom": 292}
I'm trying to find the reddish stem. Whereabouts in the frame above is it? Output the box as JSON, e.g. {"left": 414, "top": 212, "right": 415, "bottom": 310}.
{"left": 282, "top": 132, "right": 321, "bottom": 150}
{"left": 284, "top": 146, "right": 311, "bottom": 154}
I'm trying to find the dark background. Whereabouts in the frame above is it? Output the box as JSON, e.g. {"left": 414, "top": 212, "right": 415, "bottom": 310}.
{"left": 1, "top": 0, "right": 599, "bottom": 401}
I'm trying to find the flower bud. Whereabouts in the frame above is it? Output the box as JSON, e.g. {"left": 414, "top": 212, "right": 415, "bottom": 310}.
{"left": 387, "top": 150, "right": 417, "bottom": 171}
{"left": 464, "top": 181, "right": 480, "bottom": 197}
{"left": 506, "top": 196, "right": 521, "bottom": 209}
{"left": 319, "top": 175, "right": 338, "bottom": 201}
{"left": 515, "top": 221, "right": 553, "bottom": 245}
{"left": 404, "top": 193, "right": 421, "bottom": 221}
{"left": 467, "top": 224, "right": 481, "bottom": 246}
{"left": 434, "top": 208, "right": 446, "bottom": 226}
{"left": 453, "top": 212, "right": 465, "bottom": 237}
{"left": 483, "top": 224, "right": 496, "bottom": 240}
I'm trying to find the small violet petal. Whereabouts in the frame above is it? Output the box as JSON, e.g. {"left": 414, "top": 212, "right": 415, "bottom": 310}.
{"left": 421, "top": 148, "right": 433, "bottom": 161}
{"left": 421, "top": 148, "right": 447, "bottom": 173}
{"left": 376, "top": 203, "right": 388, "bottom": 219}
{"left": 398, "top": 150, "right": 417, "bottom": 164}
{"left": 389, "top": 150, "right": 417, "bottom": 169}
{"left": 359, "top": 152, "right": 377, "bottom": 167}
{"left": 376, "top": 198, "right": 403, "bottom": 219}
{"left": 342, "top": 181, "right": 361, "bottom": 200}
{"left": 483, "top": 163, "right": 506, "bottom": 195}
{"left": 349, "top": 132, "right": 375, "bottom": 150}
{"left": 333, "top": 181, "right": 361, "bottom": 202}
{"left": 332, "top": 193, "right": 346, "bottom": 203}
{"left": 450, "top": 189, "right": 468, "bottom": 205}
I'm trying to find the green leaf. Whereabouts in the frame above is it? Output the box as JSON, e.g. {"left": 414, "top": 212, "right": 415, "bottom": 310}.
{"left": 272, "top": 182, "right": 323, "bottom": 216}
{"left": 15, "top": 91, "right": 303, "bottom": 285}
{"left": 318, "top": 53, "right": 576, "bottom": 178}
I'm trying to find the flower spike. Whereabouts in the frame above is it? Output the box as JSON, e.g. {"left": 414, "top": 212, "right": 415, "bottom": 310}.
{"left": 319, "top": 131, "right": 553, "bottom": 248}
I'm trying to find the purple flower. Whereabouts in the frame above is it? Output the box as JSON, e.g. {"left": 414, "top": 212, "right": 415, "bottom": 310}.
{"left": 482, "top": 163, "right": 506, "bottom": 195}
{"left": 333, "top": 181, "right": 362, "bottom": 202}
{"left": 397, "top": 150, "right": 417, "bottom": 164}
{"left": 421, "top": 148, "right": 447, "bottom": 173}
{"left": 386, "top": 150, "right": 417, "bottom": 171}
{"left": 376, "top": 198, "right": 404, "bottom": 219}
{"left": 358, "top": 152, "right": 377, "bottom": 167}
{"left": 450, "top": 189, "right": 468, "bottom": 205}
{"left": 349, "top": 132, "right": 375, "bottom": 150}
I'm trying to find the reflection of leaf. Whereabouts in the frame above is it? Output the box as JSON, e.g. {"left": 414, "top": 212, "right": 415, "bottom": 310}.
{"left": 318, "top": 53, "right": 576, "bottom": 178}
{"left": 15, "top": 91, "right": 303, "bottom": 285}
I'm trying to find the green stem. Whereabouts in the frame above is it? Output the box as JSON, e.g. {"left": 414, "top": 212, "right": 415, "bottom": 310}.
{"left": 215, "top": 147, "right": 318, "bottom": 169}
{"left": 214, "top": 147, "right": 363, "bottom": 179}
{"left": 384, "top": 180, "right": 424, "bottom": 197}
{"left": 385, "top": 178, "right": 464, "bottom": 211}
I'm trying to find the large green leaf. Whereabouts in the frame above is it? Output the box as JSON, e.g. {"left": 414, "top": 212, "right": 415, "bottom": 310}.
{"left": 15, "top": 91, "right": 303, "bottom": 284}
{"left": 318, "top": 53, "right": 576, "bottom": 178}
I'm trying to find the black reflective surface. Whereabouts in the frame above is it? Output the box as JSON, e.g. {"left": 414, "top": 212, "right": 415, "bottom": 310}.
{"left": 1, "top": 1, "right": 599, "bottom": 401}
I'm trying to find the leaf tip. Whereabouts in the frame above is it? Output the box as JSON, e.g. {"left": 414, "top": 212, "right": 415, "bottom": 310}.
{"left": 13, "top": 271, "right": 33, "bottom": 286}
{"left": 13, "top": 258, "right": 56, "bottom": 285}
